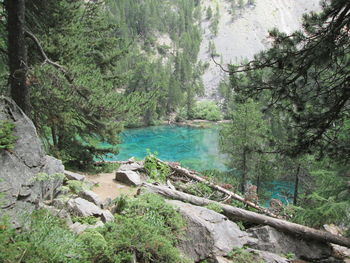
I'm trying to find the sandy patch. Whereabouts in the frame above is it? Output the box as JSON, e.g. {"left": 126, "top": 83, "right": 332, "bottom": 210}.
{"left": 86, "top": 172, "right": 138, "bottom": 202}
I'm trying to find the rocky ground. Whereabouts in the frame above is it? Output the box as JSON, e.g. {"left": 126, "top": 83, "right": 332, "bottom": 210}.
{"left": 1, "top": 96, "right": 350, "bottom": 263}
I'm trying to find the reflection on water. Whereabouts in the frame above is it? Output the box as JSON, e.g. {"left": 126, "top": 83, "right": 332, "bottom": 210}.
{"left": 104, "top": 125, "right": 228, "bottom": 171}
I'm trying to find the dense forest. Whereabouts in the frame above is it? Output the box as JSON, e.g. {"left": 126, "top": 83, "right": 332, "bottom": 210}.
{"left": 1, "top": 0, "right": 350, "bottom": 262}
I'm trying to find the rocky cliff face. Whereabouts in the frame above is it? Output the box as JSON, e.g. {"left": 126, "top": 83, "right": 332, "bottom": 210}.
{"left": 198, "top": 0, "right": 321, "bottom": 99}
{"left": 0, "top": 96, "right": 64, "bottom": 226}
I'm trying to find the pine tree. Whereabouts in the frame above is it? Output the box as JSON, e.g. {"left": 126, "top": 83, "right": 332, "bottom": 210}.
{"left": 220, "top": 99, "right": 271, "bottom": 193}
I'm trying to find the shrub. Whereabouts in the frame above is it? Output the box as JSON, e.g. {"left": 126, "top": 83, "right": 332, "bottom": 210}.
{"left": 192, "top": 101, "right": 222, "bottom": 121}
{"left": 227, "top": 248, "right": 264, "bottom": 263}
{"left": 204, "top": 203, "right": 223, "bottom": 213}
{"left": 144, "top": 151, "right": 170, "bottom": 183}
{"left": 0, "top": 210, "right": 88, "bottom": 263}
{"left": 0, "top": 120, "right": 17, "bottom": 150}
{"left": 100, "top": 193, "right": 189, "bottom": 263}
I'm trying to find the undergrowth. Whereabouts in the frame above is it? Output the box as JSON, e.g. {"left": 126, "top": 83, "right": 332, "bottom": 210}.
{"left": 0, "top": 193, "right": 189, "bottom": 263}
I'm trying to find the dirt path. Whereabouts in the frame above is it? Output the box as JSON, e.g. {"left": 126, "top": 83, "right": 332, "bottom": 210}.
{"left": 86, "top": 172, "right": 138, "bottom": 201}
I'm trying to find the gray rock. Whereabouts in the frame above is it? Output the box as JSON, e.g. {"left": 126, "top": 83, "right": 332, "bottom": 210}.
{"left": 115, "top": 170, "right": 142, "bottom": 186}
{"left": 64, "top": 170, "right": 85, "bottom": 181}
{"left": 67, "top": 197, "right": 103, "bottom": 217}
{"left": 119, "top": 162, "right": 143, "bottom": 171}
{"left": 79, "top": 190, "right": 102, "bottom": 208}
{"left": 67, "top": 197, "right": 114, "bottom": 223}
{"left": 248, "top": 225, "right": 332, "bottom": 261}
{"left": 167, "top": 200, "right": 254, "bottom": 262}
{"left": 100, "top": 210, "right": 114, "bottom": 223}
{"left": 246, "top": 249, "right": 289, "bottom": 263}
{"left": 0, "top": 96, "right": 64, "bottom": 224}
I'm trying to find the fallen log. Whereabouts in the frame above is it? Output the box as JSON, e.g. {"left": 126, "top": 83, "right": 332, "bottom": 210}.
{"left": 166, "top": 162, "right": 279, "bottom": 218}
{"left": 143, "top": 183, "right": 350, "bottom": 248}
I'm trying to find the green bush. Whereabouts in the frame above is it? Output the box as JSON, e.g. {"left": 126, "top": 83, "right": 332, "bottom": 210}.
{"left": 0, "top": 210, "right": 88, "bottom": 263}
{"left": 204, "top": 203, "right": 223, "bottom": 213}
{"left": 227, "top": 248, "right": 264, "bottom": 263}
{"left": 0, "top": 194, "right": 189, "bottom": 263}
{"left": 192, "top": 101, "right": 222, "bottom": 121}
{"left": 0, "top": 120, "right": 17, "bottom": 150}
{"left": 144, "top": 151, "right": 170, "bottom": 183}
{"left": 100, "top": 193, "right": 189, "bottom": 263}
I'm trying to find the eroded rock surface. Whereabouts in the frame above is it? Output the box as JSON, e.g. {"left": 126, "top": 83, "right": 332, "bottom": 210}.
{"left": 0, "top": 96, "right": 64, "bottom": 226}
{"left": 167, "top": 200, "right": 254, "bottom": 262}
{"left": 248, "top": 225, "right": 332, "bottom": 261}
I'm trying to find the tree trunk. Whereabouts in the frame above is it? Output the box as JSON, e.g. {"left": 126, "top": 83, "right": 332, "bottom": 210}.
{"left": 241, "top": 147, "right": 247, "bottom": 193}
{"left": 142, "top": 183, "right": 350, "bottom": 248}
{"left": 5, "top": 0, "right": 29, "bottom": 113}
{"left": 293, "top": 164, "right": 301, "bottom": 206}
{"left": 167, "top": 162, "right": 279, "bottom": 218}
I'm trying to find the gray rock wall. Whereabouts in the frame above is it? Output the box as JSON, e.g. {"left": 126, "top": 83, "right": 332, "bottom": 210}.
{"left": 0, "top": 96, "right": 64, "bottom": 226}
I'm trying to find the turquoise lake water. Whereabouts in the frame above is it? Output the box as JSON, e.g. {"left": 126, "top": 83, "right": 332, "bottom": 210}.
{"left": 105, "top": 125, "right": 228, "bottom": 171}
{"left": 104, "top": 125, "right": 294, "bottom": 204}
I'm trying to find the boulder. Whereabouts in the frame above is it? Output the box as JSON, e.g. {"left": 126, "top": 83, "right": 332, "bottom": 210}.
{"left": 0, "top": 96, "right": 64, "bottom": 226}
{"left": 324, "top": 224, "right": 350, "bottom": 260}
{"left": 167, "top": 200, "right": 254, "bottom": 262}
{"left": 67, "top": 198, "right": 114, "bottom": 223}
{"left": 248, "top": 225, "right": 332, "bottom": 261}
{"left": 115, "top": 170, "right": 142, "bottom": 186}
{"left": 64, "top": 170, "right": 85, "bottom": 181}
{"left": 118, "top": 162, "right": 143, "bottom": 172}
{"left": 100, "top": 210, "right": 114, "bottom": 223}
{"left": 78, "top": 189, "right": 102, "bottom": 208}
{"left": 67, "top": 197, "right": 103, "bottom": 217}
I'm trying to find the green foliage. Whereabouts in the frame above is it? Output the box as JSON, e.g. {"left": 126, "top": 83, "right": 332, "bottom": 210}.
{"left": 227, "top": 248, "right": 264, "bottom": 263}
{"left": 230, "top": 0, "right": 350, "bottom": 159}
{"left": 291, "top": 166, "right": 350, "bottom": 229}
{"left": 144, "top": 151, "right": 171, "bottom": 182}
{"left": 183, "top": 182, "right": 214, "bottom": 198}
{"left": 204, "top": 203, "right": 223, "bottom": 213}
{"left": 0, "top": 210, "right": 88, "bottom": 263}
{"left": 0, "top": 194, "right": 189, "bottom": 263}
{"left": 220, "top": 98, "right": 275, "bottom": 192}
{"left": 78, "top": 229, "right": 108, "bottom": 260}
{"left": 206, "top": 6, "right": 213, "bottom": 20}
{"left": 0, "top": 120, "right": 17, "bottom": 150}
{"left": 101, "top": 193, "right": 188, "bottom": 262}
{"left": 66, "top": 180, "right": 90, "bottom": 195}
{"left": 85, "top": 162, "right": 120, "bottom": 174}
{"left": 72, "top": 216, "right": 99, "bottom": 225}
{"left": 209, "top": 4, "right": 220, "bottom": 36}
{"left": 192, "top": 101, "right": 222, "bottom": 121}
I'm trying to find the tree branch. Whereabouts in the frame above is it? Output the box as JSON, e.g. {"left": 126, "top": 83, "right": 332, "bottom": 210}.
{"left": 25, "top": 30, "right": 69, "bottom": 78}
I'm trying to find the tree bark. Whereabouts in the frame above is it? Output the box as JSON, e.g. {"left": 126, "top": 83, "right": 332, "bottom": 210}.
{"left": 5, "top": 0, "right": 29, "bottom": 113}
{"left": 142, "top": 183, "right": 350, "bottom": 248}
{"left": 293, "top": 164, "right": 301, "bottom": 206}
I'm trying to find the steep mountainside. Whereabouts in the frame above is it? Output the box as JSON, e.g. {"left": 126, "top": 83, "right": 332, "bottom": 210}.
{"left": 198, "top": 0, "right": 321, "bottom": 99}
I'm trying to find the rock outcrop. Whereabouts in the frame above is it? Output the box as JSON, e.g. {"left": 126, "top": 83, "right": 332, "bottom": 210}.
{"left": 0, "top": 96, "right": 64, "bottom": 226}
{"left": 67, "top": 197, "right": 113, "bottom": 223}
{"left": 248, "top": 225, "right": 333, "bottom": 261}
{"left": 115, "top": 170, "right": 143, "bottom": 186}
{"left": 168, "top": 200, "right": 254, "bottom": 262}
